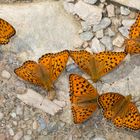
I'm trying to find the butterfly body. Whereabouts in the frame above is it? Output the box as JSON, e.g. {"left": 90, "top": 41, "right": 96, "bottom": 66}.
{"left": 69, "top": 74, "right": 99, "bottom": 124}
{"left": 69, "top": 50, "right": 126, "bottom": 83}
{"left": 0, "top": 18, "right": 16, "bottom": 44}
{"left": 98, "top": 93, "right": 140, "bottom": 130}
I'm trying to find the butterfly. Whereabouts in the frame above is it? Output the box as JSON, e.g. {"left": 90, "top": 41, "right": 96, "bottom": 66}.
{"left": 0, "top": 18, "right": 16, "bottom": 44}
{"left": 14, "top": 50, "right": 69, "bottom": 100}
{"left": 124, "top": 13, "right": 140, "bottom": 54}
{"left": 98, "top": 92, "right": 140, "bottom": 130}
{"left": 69, "top": 50, "right": 126, "bottom": 82}
{"left": 69, "top": 74, "right": 99, "bottom": 124}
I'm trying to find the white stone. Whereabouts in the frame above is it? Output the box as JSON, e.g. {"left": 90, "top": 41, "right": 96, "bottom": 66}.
{"left": 91, "top": 37, "right": 105, "bottom": 53}
{"left": 10, "top": 112, "right": 16, "bottom": 118}
{"left": 107, "top": 28, "right": 115, "bottom": 37}
{"left": 32, "top": 121, "right": 39, "bottom": 130}
{"left": 23, "top": 135, "right": 32, "bottom": 140}
{"left": 120, "top": 6, "right": 130, "bottom": 15}
{"left": 106, "top": 4, "right": 115, "bottom": 17}
{"left": 1, "top": 70, "right": 11, "bottom": 79}
{"left": 100, "top": 0, "right": 106, "bottom": 2}
{"left": 83, "top": 0, "right": 97, "bottom": 4}
{"left": 17, "top": 89, "right": 63, "bottom": 115}
{"left": 80, "top": 31, "right": 94, "bottom": 41}
{"left": 0, "top": 1, "right": 82, "bottom": 62}
{"left": 9, "top": 128, "right": 14, "bottom": 136}
{"left": 110, "top": 0, "right": 140, "bottom": 10}
{"left": 13, "top": 131, "right": 23, "bottom": 140}
{"left": 16, "top": 105, "right": 23, "bottom": 116}
{"left": 74, "top": 1, "right": 102, "bottom": 25}
{"left": 96, "top": 30, "right": 104, "bottom": 38}
{"left": 93, "top": 137, "right": 106, "bottom": 140}
{"left": 63, "top": 1, "right": 75, "bottom": 14}
{"left": 112, "top": 17, "right": 121, "bottom": 27}
{"left": 112, "top": 34, "right": 124, "bottom": 47}
{"left": 118, "top": 26, "right": 129, "bottom": 37}
{"left": 0, "top": 112, "right": 4, "bottom": 120}
{"left": 93, "top": 17, "right": 111, "bottom": 32}
{"left": 122, "top": 19, "right": 135, "bottom": 28}
{"left": 81, "top": 21, "right": 91, "bottom": 31}
{"left": 100, "top": 36, "right": 113, "bottom": 51}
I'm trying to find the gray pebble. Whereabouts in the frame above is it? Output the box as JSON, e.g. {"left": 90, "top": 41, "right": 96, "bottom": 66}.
{"left": 118, "top": 26, "right": 129, "bottom": 37}
{"left": 93, "top": 17, "right": 111, "bottom": 32}
{"left": 80, "top": 31, "right": 94, "bottom": 41}
{"left": 120, "top": 6, "right": 130, "bottom": 16}
{"left": 83, "top": 0, "right": 97, "bottom": 4}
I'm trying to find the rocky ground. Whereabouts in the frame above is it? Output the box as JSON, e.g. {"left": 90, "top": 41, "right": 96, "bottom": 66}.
{"left": 0, "top": 0, "right": 140, "bottom": 140}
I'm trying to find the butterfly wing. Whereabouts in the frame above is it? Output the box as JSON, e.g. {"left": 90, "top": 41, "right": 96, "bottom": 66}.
{"left": 129, "top": 13, "right": 140, "bottom": 39}
{"left": 0, "top": 18, "right": 16, "bottom": 44}
{"left": 69, "top": 74, "right": 99, "bottom": 123}
{"left": 14, "top": 60, "right": 43, "bottom": 87}
{"left": 38, "top": 50, "right": 69, "bottom": 82}
{"left": 69, "top": 50, "right": 93, "bottom": 75}
{"left": 95, "top": 52, "right": 127, "bottom": 78}
{"left": 98, "top": 92, "right": 124, "bottom": 120}
{"left": 124, "top": 39, "right": 140, "bottom": 54}
{"left": 122, "top": 103, "right": 140, "bottom": 130}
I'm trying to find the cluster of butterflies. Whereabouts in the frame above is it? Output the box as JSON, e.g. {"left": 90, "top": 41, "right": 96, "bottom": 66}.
{"left": 1, "top": 13, "right": 140, "bottom": 131}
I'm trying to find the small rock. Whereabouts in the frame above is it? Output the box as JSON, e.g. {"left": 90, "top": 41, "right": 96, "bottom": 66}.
{"left": 10, "top": 112, "right": 16, "bottom": 118}
{"left": 106, "top": 4, "right": 115, "bottom": 17}
{"left": 23, "top": 135, "right": 32, "bottom": 140}
{"left": 37, "top": 117, "right": 47, "bottom": 131}
{"left": 81, "top": 21, "right": 91, "bottom": 31}
{"left": 96, "top": 30, "right": 104, "bottom": 38}
{"left": 1, "top": 70, "right": 11, "bottom": 79}
{"left": 93, "top": 137, "right": 106, "bottom": 140}
{"left": 63, "top": 1, "right": 75, "bottom": 14}
{"left": 0, "top": 112, "right": 4, "bottom": 120}
{"left": 16, "top": 105, "right": 23, "bottom": 116}
{"left": 83, "top": 0, "right": 97, "bottom": 4}
{"left": 118, "top": 26, "right": 129, "bottom": 37}
{"left": 122, "top": 19, "right": 135, "bottom": 28}
{"left": 91, "top": 37, "right": 105, "bottom": 53}
{"left": 74, "top": 1, "right": 102, "bottom": 25}
{"left": 32, "top": 120, "right": 39, "bottom": 130}
{"left": 27, "top": 130, "right": 32, "bottom": 135}
{"left": 100, "top": 36, "right": 113, "bottom": 51}
{"left": 112, "top": 34, "right": 124, "bottom": 47}
{"left": 100, "top": 0, "right": 106, "bottom": 2}
{"left": 112, "top": 17, "right": 121, "bottom": 27}
{"left": 107, "top": 28, "right": 115, "bottom": 37}
{"left": 9, "top": 128, "right": 14, "bottom": 136}
{"left": 120, "top": 6, "right": 130, "bottom": 15}
{"left": 80, "top": 31, "right": 94, "bottom": 41}
{"left": 13, "top": 131, "right": 23, "bottom": 140}
{"left": 93, "top": 17, "right": 111, "bottom": 32}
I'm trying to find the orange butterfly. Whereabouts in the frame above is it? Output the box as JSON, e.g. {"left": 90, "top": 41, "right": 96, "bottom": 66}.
{"left": 0, "top": 18, "right": 16, "bottom": 44}
{"left": 69, "top": 74, "right": 99, "bottom": 124}
{"left": 124, "top": 13, "right": 140, "bottom": 54}
{"left": 14, "top": 50, "right": 69, "bottom": 100}
{"left": 69, "top": 50, "right": 126, "bottom": 82}
{"left": 98, "top": 92, "right": 140, "bottom": 130}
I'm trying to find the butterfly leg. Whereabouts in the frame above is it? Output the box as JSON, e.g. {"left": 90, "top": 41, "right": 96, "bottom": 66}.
{"left": 0, "top": 38, "right": 9, "bottom": 45}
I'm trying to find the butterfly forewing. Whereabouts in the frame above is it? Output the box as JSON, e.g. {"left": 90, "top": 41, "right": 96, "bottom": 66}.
{"left": 0, "top": 18, "right": 16, "bottom": 44}
{"left": 39, "top": 50, "right": 69, "bottom": 81}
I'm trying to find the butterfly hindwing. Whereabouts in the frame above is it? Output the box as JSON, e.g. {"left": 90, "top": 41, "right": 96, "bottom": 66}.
{"left": 69, "top": 74, "right": 99, "bottom": 124}
{"left": 14, "top": 60, "right": 43, "bottom": 86}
